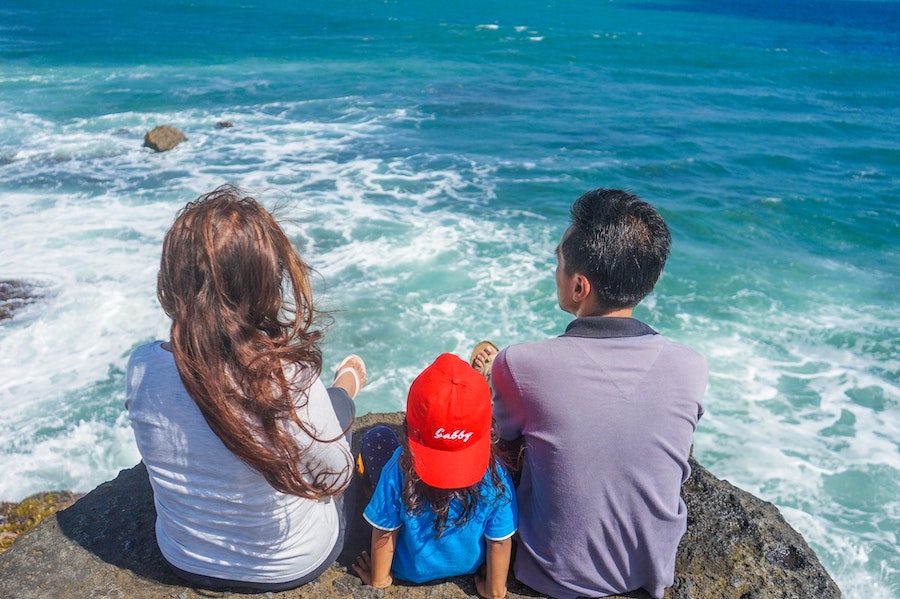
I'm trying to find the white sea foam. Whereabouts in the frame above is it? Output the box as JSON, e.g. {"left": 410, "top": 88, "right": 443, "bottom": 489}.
{"left": 0, "top": 414, "right": 140, "bottom": 500}
{"left": 0, "top": 186, "right": 173, "bottom": 498}
{"left": 676, "top": 279, "right": 900, "bottom": 599}
{"left": 0, "top": 103, "right": 560, "bottom": 501}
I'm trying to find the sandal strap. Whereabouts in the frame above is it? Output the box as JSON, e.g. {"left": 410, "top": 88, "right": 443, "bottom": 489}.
{"left": 334, "top": 355, "right": 366, "bottom": 398}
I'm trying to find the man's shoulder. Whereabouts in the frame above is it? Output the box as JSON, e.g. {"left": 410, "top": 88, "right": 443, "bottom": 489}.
{"left": 501, "top": 331, "right": 707, "bottom": 377}
{"left": 503, "top": 336, "right": 558, "bottom": 352}
{"left": 500, "top": 337, "right": 560, "bottom": 364}
{"left": 655, "top": 334, "right": 707, "bottom": 368}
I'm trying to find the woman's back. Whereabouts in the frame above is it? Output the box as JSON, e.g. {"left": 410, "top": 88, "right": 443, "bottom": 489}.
{"left": 125, "top": 187, "right": 365, "bottom": 591}
{"left": 126, "top": 341, "right": 350, "bottom": 583}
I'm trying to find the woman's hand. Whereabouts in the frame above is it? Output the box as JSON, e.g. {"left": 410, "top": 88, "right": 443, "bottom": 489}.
{"left": 352, "top": 550, "right": 393, "bottom": 589}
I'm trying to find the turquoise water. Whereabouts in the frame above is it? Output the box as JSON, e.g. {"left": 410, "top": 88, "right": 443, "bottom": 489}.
{"left": 1, "top": 0, "right": 898, "bottom": 595}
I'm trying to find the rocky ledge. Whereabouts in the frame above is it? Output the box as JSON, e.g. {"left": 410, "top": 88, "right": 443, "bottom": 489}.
{"left": 0, "top": 412, "right": 840, "bottom": 598}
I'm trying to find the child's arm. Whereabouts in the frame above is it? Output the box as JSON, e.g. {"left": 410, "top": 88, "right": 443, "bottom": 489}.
{"left": 475, "top": 537, "right": 512, "bottom": 599}
{"left": 353, "top": 527, "right": 398, "bottom": 589}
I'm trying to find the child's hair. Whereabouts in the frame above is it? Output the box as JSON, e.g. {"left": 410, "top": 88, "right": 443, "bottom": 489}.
{"left": 397, "top": 420, "right": 509, "bottom": 537}
{"left": 157, "top": 184, "right": 347, "bottom": 499}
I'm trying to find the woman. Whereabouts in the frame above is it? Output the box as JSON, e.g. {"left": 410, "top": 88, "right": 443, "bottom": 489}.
{"left": 126, "top": 185, "right": 366, "bottom": 592}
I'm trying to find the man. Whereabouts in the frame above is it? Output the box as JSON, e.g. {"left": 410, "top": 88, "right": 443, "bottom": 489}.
{"left": 485, "top": 189, "right": 707, "bottom": 598}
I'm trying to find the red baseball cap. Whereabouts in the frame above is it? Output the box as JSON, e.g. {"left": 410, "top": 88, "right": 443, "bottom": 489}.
{"left": 406, "top": 353, "right": 492, "bottom": 490}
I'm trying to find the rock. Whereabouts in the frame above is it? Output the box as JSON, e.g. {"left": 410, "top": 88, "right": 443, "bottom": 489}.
{"left": 0, "top": 412, "right": 840, "bottom": 598}
{"left": 0, "top": 491, "right": 82, "bottom": 553}
{"left": 0, "top": 279, "right": 44, "bottom": 321}
{"left": 143, "top": 125, "right": 186, "bottom": 152}
{"left": 672, "top": 458, "right": 840, "bottom": 598}
{"left": 216, "top": 121, "right": 234, "bottom": 128}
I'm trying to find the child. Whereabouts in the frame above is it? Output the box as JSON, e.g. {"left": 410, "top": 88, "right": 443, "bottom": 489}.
{"left": 352, "top": 353, "right": 518, "bottom": 599}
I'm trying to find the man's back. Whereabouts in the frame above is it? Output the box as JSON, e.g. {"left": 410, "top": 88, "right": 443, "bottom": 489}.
{"left": 492, "top": 317, "right": 706, "bottom": 599}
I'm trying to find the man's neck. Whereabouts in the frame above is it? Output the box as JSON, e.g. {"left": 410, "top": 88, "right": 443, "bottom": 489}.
{"left": 573, "top": 305, "right": 634, "bottom": 319}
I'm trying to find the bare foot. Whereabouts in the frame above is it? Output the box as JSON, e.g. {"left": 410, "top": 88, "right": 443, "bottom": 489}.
{"left": 470, "top": 341, "right": 499, "bottom": 381}
{"left": 333, "top": 355, "right": 367, "bottom": 399}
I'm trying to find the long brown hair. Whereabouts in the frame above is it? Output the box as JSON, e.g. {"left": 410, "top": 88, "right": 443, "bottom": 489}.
{"left": 157, "top": 185, "right": 348, "bottom": 499}
{"left": 398, "top": 421, "right": 510, "bottom": 537}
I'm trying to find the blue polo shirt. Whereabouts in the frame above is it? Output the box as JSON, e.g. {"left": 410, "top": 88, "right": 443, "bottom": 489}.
{"left": 363, "top": 447, "right": 517, "bottom": 583}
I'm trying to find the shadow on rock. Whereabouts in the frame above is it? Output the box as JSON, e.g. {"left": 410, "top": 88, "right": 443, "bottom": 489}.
{"left": 55, "top": 462, "right": 182, "bottom": 586}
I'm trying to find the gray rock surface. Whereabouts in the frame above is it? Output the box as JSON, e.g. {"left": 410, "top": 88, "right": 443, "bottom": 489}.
{"left": 143, "top": 125, "right": 186, "bottom": 151}
{"left": 0, "top": 412, "right": 840, "bottom": 598}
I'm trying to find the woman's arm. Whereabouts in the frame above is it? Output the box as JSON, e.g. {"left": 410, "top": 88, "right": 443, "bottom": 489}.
{"left": 475, "top": 537, "right": 512, "bottom": 599}
{"left": 353, "top": 527, "right": 397, "bottom": 589}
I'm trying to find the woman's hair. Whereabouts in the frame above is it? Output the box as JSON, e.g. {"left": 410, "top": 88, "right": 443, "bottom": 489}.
{"left": 157, "top": 184, "right": 347, "bottom": 499}
{"left": 397, "top": 420, "right": 509, "bottom": 537}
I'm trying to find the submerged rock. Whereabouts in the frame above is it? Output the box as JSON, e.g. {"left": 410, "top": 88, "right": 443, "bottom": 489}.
{"left": 0, "top": 412, "right": 840, "bottom": 598}
{"left": 0, "top": 279, "right": 44, "bottom": 321}
{"left": 143, "top": 125, "right": 186, "bottom": 152}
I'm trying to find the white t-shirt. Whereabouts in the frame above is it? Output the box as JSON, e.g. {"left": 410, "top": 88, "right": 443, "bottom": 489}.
{"left": 125, "top": 341, "right": 351, "bottom": 584}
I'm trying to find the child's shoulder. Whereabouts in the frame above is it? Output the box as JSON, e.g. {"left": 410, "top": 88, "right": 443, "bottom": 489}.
{"left": 374, "top": 446, "right": 405, "bottom": 486}
{"left": 478, "top": 459, "right": 515, "bottom": 498}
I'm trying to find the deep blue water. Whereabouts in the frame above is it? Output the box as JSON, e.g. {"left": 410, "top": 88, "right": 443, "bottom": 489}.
{"left": 1, "top": 1, "right": 898, "bottom": 596}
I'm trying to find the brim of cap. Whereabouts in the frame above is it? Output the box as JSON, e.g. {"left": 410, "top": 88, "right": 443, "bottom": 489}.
{"left": 408, "top": 431, "right": 491, "bottom": 489}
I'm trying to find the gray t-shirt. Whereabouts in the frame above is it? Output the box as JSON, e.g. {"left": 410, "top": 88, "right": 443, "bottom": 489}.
{"left": 125, "top": 341, "right": 352, "bottom": 584}
{"left": 492, "top": 317, "right": 706, "bottom": 599}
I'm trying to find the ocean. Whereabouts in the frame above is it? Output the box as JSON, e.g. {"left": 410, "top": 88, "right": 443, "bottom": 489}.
{"left": 0, "top": 0, "right": 897, "bottom": 595}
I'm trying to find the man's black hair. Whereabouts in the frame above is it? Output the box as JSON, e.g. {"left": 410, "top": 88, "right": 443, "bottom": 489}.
{"left": 560, "top": 188, "right": 671, "bottom": 311}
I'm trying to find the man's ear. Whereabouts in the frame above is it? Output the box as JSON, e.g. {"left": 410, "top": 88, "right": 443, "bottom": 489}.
{"left": 573, "top": 274, "right": 591, "bottom": 301}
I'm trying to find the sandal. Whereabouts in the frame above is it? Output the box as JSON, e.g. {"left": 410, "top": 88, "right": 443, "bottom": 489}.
{"left": 333, "top": 355, "right": 367, "bottom": 399}
{"left": 470, "top": 341, "right": 499, "bottom": 381}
